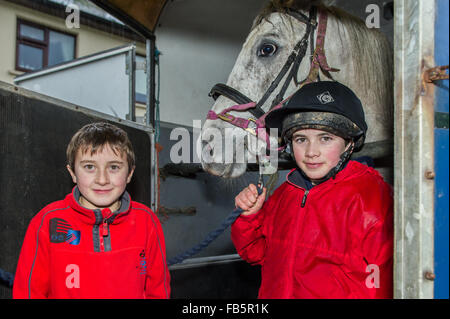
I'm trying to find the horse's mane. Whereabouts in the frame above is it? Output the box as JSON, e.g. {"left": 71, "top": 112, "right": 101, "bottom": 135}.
{"left": 253, "top": 0, "right": 394, "bottom": 129}
{"left": 326, "top": 6, "right": 394, "bottom": 127}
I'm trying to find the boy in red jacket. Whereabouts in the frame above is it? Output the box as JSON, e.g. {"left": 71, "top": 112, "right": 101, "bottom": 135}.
{"left": 233, "top": 81, "right": 393, "bottom": 299}
{"left": 13, "top": 122, "right": 170, "bottom": 299}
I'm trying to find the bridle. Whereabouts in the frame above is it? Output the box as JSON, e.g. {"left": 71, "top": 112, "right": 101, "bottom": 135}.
{"left": 206, "top": 7, "right": 338, "bottom": 151}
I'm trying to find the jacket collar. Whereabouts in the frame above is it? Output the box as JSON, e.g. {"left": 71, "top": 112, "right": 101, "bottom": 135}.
{"left": 286, "top": 168, "right": 313, "bottom": 190}
{"left": 286, "top": 160, "right": 367, "bottom": 190}
{"left": 66, "top": 186, "right": 131, "bottom": 225}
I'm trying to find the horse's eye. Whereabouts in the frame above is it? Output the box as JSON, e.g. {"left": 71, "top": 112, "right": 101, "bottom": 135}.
{"left": 257, "top": 43, "right": 278, "bottom": 57}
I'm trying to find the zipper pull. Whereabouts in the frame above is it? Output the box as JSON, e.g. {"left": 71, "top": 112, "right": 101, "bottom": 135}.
{"left": 301, "top": 190, "right": 309, "bottom": 208}
{"left": 101, "top": 208, "right": 112, "bottom": 237}
{"left": 102, "top": 219, "right": 109, "bottom": 237}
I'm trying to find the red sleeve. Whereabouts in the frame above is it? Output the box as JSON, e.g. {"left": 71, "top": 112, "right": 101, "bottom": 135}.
{"left": 231, "top": 184, "right": 286, "bottom": 265}
{"left": 144, "top": 211, "right": 171, "bottom": 299}
{"left": 360, "top": 182, "right": 394, "bottom": 299}
{"left": 13, "top": 215, "right": 50, "bottom": 299}
{"left": 361, "top": 217, "right": 393, "bottom": 299}
{"left": 231, "top": 185, "right": 282, "bottom": 266}
{"left": 231, "top": 210, "right": 266, "bottom": 265}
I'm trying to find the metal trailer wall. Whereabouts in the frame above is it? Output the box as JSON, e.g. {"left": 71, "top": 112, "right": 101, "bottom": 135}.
{"left": 394, "top": 0, "right": 449, "bottom": 299}
{"left": 0, "top": 81, "right": 153, "bottom": 298}
{"left": 394, "top": 0, "right": 435, "bottom": 299}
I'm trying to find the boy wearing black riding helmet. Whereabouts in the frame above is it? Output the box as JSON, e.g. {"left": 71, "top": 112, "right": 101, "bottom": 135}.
{"left": 232, "top": 81, "right": 393, "bottom": 299}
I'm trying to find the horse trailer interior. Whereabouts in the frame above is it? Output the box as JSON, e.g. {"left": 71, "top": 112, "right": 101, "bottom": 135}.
{"left": 0, "top": 0, "right": 448, "bottom": 301}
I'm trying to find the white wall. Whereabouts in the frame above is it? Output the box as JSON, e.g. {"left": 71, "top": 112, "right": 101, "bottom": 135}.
{"left": 154, "top": 0, "right": 266, "bottom": 127}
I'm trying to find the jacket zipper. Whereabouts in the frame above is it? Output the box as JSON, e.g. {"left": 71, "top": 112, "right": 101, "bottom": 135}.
{"left": 102, "top": 219, "right": 109, "bottom": 237}
{"left": 285, "top": 170, "right": 311, "bottom": 208}
{"left": 95, "top": 210, "right": 112, "bottom": 252}
{"left": 301, "top": 190, "right": 309, "bottom": 208}
{"left": 98, "top": 219, "right": 110, "bottom": 252}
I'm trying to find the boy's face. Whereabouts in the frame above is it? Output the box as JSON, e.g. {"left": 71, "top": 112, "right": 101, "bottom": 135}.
{"left": 67, "top": 144, "right": 135, "bottom": 211}
{"left": 291, "top": 129, "right": 348, "bottom": 184}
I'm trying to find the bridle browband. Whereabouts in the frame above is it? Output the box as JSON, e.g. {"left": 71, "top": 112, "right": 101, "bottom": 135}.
{"left": 206, "top": 7, "right": 339, "bottom": 151}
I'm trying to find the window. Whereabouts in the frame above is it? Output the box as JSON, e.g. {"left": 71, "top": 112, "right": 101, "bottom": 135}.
{"left": 16, "top": 19, "right": 76, "bottom": 72}
{"left": 135, "top": 55, "right": 147, "bottom": 104}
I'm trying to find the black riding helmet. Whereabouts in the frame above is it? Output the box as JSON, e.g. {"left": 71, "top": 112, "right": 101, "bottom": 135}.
{"left": 264, "top": 81, "right": 368, "bottom": 183}
{"left": 265, "top": 81, "right": 367, "bottom": 150}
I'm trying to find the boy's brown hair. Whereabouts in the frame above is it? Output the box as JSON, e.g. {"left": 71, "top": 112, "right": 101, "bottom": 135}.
{"left": 67, "top": 122, "right": 135, "bottom": 172}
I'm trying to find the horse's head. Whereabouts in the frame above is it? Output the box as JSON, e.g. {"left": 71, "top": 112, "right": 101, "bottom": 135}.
{"left": 200, "top": 0, "right": 393, "bottom": 178}
{"left": 201, "top": 7, "right": 316, "bottom": 178}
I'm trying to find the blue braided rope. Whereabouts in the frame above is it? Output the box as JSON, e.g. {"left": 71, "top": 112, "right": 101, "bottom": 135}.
{"left": 167, "top": 207, "right": 244, "bottom": 266}
{"left": 0, "top": 268, "right": 14, "bottom": 288}
{"left": 167, "top": 186, "right": 264, "bottom": 266}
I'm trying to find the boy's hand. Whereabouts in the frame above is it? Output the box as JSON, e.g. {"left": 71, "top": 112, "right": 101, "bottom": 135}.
{"left": 235, "top": 184, "right": 267, "bottom": 216}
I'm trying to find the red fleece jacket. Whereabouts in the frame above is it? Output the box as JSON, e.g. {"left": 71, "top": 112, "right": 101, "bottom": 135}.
{"left": 13, "top": 187, "right": 170, "bottom": 299}
{"left": 232, "top": 161, "right": 393, "bottom": 299}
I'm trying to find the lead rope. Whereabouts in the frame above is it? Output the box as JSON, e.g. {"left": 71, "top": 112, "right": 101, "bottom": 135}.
{"left": 0, "top": 268, "right": 14, "bottom": 288}
{"left": 167, "top": 158, "right": 265, "bottom": 266}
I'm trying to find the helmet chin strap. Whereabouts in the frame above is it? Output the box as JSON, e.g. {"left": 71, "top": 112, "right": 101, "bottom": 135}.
{"left": 298, "top": 141, "right": 355, "bottom": 186}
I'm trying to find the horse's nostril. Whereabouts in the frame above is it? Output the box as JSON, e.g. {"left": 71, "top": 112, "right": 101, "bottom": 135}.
{"left": 201, "top": 140, "right": 211, "bottom": 152}
{"left": 201, "top": 130, "right": 213, "bottom": 143}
